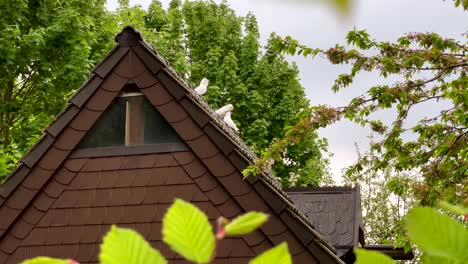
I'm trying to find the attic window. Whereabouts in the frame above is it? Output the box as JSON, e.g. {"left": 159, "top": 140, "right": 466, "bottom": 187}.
{"left": 76, "top": 88, "right": 187, "bottom": 156}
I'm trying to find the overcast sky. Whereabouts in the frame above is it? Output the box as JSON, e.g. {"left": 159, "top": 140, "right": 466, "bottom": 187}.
{"left": 107, "top": 0, "right": 467, "bottom": 183}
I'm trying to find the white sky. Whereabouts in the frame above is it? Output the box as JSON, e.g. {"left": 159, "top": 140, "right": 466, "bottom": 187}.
{"left": 106, "top": 0, "right": 467, "bottom": 183}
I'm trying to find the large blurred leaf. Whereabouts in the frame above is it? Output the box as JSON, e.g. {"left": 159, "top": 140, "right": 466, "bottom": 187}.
{"left": 438, "top": 201, "right": 468, "bottom": 216}
{"left": 162, "top": 199, "right": 215, "bottom": 263}
{"left": 354, "top": 248, "right": 393, "bottom": 264}
{"left": 249, "top": 242, "right": 292, "bottom": 264}
{"left": 405, "top": 207, "right": 468, "bottom": 261}
{"left": 100, "top": 226, "right": 167, "bottom": 264}
{"left": 225, "top": 212, "right": 268, "bottom": 235}
{"left": 22, "top": 257, "right": 69, "bottom": 264}
{"left": 421, "top": 255, "right": 457, "bottom": 264}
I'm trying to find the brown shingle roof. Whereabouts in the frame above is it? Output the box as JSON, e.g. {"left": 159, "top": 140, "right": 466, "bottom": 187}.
{"left": 0, "top": 26, "right": 343, "bottom": 263}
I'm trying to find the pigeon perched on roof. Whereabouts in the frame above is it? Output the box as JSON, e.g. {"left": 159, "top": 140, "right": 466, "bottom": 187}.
{"left": 194, "top": 78, "right": 209, "bottom": 95}
{"left": 215, "top": 104, "right": 234, "bottom": 118}
{"left": 224, "top": 111, "right": 239, "bottom": 132}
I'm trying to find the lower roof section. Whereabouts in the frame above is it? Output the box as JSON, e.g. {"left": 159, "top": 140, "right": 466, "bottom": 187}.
{"left": 285, "top": 187, "right": 361, "bottom": 257}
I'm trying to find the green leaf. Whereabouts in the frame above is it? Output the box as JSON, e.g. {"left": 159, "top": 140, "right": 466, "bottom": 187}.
{"left": 22, "top": 257, "right": 69, "bottom": 264}
{"left": 162, "top": 199, "right": 215, "bottom": 263}
{"left": 249, "top": 242, "right": 292, "bottom": 264}
{"left": 405, "top": 207, "right": 468, "bottom": 261}
{"left": 438, "top": 201, "right": 468, "bottom": 216}
{"left": 99, "top": 225, "right": 167, "bottom": 264}
{"left": 354, "top": 248, "right": 394, "bottom": 264}
{"left": 421, "top": 255, "right": 457, "bottom": 264}
{"left": 225, "top": 212, "right": 269, "bottom": 235}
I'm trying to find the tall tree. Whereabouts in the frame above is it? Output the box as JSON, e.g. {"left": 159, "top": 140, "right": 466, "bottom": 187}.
{"left": 117, "top": 0, "right": 333, "bottom": 186}
{"left": 0, "top": 0, "right": 116, "bottom": 180}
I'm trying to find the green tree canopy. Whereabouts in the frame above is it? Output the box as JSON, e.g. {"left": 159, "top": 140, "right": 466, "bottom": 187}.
{"left": 0, "top": 0, "right": 116, "bottom": 178}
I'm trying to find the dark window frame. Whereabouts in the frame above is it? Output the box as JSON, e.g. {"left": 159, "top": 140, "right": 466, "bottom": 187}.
{"left": 70, "top": 143, "right": 189, "bottom": 158}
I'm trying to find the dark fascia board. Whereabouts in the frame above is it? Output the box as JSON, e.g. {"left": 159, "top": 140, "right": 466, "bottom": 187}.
{"left": 46, "top": 104, "right": 80, "bottom": 137}
{"left": 253, "top": 180, "right": 287, "bottom": 214}
{"left": 21, "top": 134, "right": 55, "bottom": 168}
{"left": 285, "top": 186, "right": 357, "bottom": 193}
{"left": 0, "top": 164, "right": 30, "bottom": 198}
{"left": 93, "top": 46, "right": 130, "bottom": 78}
{"left": 70, "top": 143, "right": 189, "bottom": 158}
{"left": 132, "top": 44, "right": 164, "bottom": 74}
{"left": 179, "top": 96, "right": 211, "bottom": 128}
{"left": 204, "top": 122, "right": 235, "bottom": 156}
{"left": 309, "top": 240, "right": 345, "bottom": 264}
{"left": 157, "top": 69, "right": 186, "bottom": 101}
{"left": 69, "top": 74, "right": 104, "bottom": 108}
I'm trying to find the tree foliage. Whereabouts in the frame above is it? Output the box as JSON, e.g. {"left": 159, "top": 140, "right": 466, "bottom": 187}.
{"left": 0, "top": 0, "right": 116, "bottom": 181}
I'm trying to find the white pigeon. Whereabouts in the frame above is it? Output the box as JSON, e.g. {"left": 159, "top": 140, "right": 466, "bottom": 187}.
{"left": 194, "top": 78, "right": 209, "bottom": 95}
{"left": 224, "top": 111, "right": 239, "bottom": 132}
{"left": 215, "top": 104, "right": 234, "bottom": 118}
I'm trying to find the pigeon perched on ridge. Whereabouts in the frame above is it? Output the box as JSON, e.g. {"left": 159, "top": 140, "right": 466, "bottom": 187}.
{"left": 224, "top": 111, "right": 239, "bottom": 132}
{"left": 194, "top": 78, "right": 209, "bottom": 95}
{"left": 215, "top": 104, "right": 234, "bottom": 118}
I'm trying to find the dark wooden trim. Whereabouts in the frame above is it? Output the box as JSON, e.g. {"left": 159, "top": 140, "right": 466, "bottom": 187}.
{"left": 46, "top": 105, "right": 80, "bottom": 137}
{"left": 253, "top": 181, "right": 287, "bottom": 214}
{"left": 0, "top": 164, "right": 31, "bottom": 198}
{"left": 132, "top": 45, "right": 164, "bottom": 74}
{"left": 204, "top": 123, "right": 234, "bottom": 155}
{"left": 22, "top": 134, "right": 55, "bottom": 168}
{"left": 280, "top": 209, "right": 314, "bottom": 246}
{"left": 69, "top": 74, "right": 103, "bottom": 108}
{"left": 70, "top": 143, "right": 189, "bottom": 158}
{"left": 227, "top": 150, "right": 250, "bottom": 170}
{"left": 285, "top": 186, "right": 357, "bottom": 193}
{"left": 180, "top": 97, "right": 210, "bottom": 128}
{"left": 308, "top": 240, "right": 341, "bottom": 264}
{"left": 157, "top": 70, "right": 186, "bottom": 101}
{"left": 94, "top": 47, "right": 130, "bottom": 78}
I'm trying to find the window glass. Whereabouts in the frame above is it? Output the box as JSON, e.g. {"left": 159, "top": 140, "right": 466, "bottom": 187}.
{"left": 78, "top": 98, "right": 126, "bottom": 148}
{"left": 143, "top": 97, "right": 183, "bottom": 144}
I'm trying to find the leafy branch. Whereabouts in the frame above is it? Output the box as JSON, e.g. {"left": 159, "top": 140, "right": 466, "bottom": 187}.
{"left": 245, "top": 29, "right": 467, "bottom": 205}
